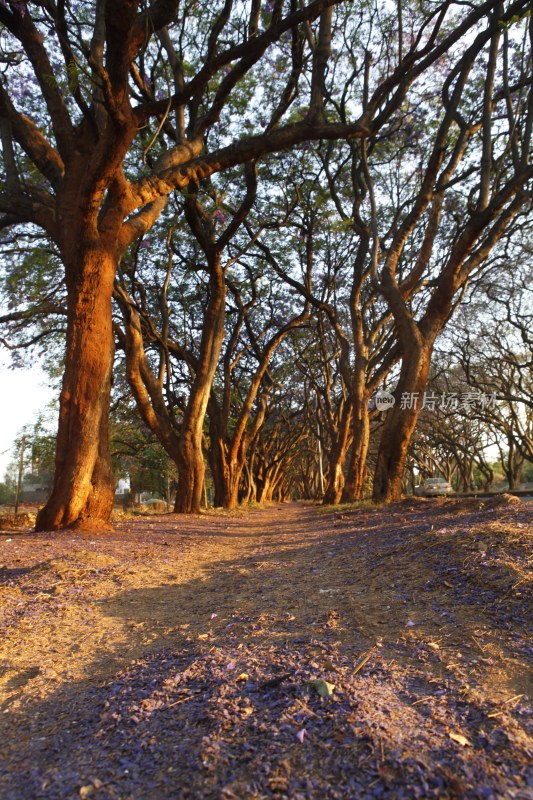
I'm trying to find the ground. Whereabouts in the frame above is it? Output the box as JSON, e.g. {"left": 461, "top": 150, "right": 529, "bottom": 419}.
{"left": 0, "top": 498, "right": 531, "bottom": 799}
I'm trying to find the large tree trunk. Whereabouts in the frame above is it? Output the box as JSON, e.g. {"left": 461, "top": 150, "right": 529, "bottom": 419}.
{"left": 372, "top": 348, "right": 431, "bottom": 503}
{"left": 342, "top": 397, "right": 370, "bottom": 502}
{"left": 207, "top": 408, "right": 243, "bottom": 508}
{"left": 224, "top": 460, "right": 243, "bottom": 509}
{"left": 208, "top": 395, "right": 268, "bottom": 509}
{"left": 173, "top": 264, "right": 226, "bottom": 513}
{"left": 256, "top": 475, "right": 271, "bottom": 503}
{"left": 242, "top": 461, "right": 257, "bottom": 505}
{"left": 322, "top": 404, "right": 352, "bottom": 505}
{"left": 174, "top": 433, "right": 205, "bottom": 513}
{"left": 261, "top": 466, "right": 280, "bottom": 503}
{"left": 36, "top": 246, "right": 116, "bottom": 531}
{"left": 504, "top": 442, "right": 523, "bottom": 491}
{"left": 208, "top": 429, "right": 228, "bottom": 508}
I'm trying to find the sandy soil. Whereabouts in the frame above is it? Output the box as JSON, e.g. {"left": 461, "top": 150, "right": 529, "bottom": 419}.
{"left": 0, "top": 498, "right": 531, "bottom": 799}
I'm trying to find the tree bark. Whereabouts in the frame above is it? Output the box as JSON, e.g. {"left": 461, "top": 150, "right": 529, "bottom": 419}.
{"left": 36, "top": 245, "right": 116, "bottom": 531}
{"left": 174, "top": 266, "right": 226, "bottom": 513}
{"left": 174, "top": 432, "right": 206, "bottom": 513}
{"left": 342, "top": 404, "right": 370, "bottom": 502}
{"left": 242, "top": 460, "right": 257, "bottom": 504}
{"left": 224, "top": 461, "right": 243, "bottom": 509}
{"left": 207, "top": 413, "right": 242, "bottom": 508}
{"left": 322, "top": 404, "right": 352, "bottom": 505}
{"left": 372, "top": 348, "right": 431, "bottom": 503}
{"left": 208, "top": 425, "right": 228, "bottom": 508}
{"left": 504, "top": 442, "right": 523, "bottom": 491}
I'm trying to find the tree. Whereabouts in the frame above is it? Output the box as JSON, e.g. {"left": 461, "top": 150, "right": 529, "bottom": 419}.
{"left": 406, "top": 362, "right": 498, "bottom": 493}
{"left": 0, "top": 0, "right": 373, "bottom": 530}
{"left": 1, "top": 415, "right": 57, "bottom": 508}
{"left": 110, "top": 388, "right": 178, "bottom": 504}
{"left": 114, "top": 166, "right": 258, "bottom": 513}
{"left": 450, "top": 254, "right": 533, "bottom": 488}
{"left": 207, "top": 254, "right": 309, "bottom": 507}
{"left": 249, "top": 141, "right": 400, "bottom": 504}
{"left": 369, "top": 7, "right": 533, "bottom": 500}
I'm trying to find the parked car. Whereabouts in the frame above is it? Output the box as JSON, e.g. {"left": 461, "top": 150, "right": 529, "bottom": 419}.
{"left": 415, "top": 477, "right": 454, "bottom": 497}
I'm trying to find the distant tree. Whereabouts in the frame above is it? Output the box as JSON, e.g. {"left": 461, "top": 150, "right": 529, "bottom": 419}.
{"left": 407, "top": 251, "right": 532, "bottom": 493}
{"left": 255, "top": 151, "right": 395, "bottom": 504}
{"left": 451, "top": 255, "right": 533, "bottom": 488}
{"left": 110, "top": 395, "right": 178, "bottom": 503}
{"left": 0, "top": 416, "right": 56, "bottom": 508}
{"left": 0, "top": 476, "right": 16, "bottom": 505}
{"left": 408, "top": 384, "right": 498, "bottom": 492}
{"left": 206, "top": 255, "right": 309, "bottom": 508}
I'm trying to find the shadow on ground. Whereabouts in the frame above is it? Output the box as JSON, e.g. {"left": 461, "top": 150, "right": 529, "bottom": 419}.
{"left": 0, "top": 500, "right": 531, "bottom": 799}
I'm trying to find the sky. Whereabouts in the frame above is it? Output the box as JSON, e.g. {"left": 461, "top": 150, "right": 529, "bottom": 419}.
{"left": 0, "top": 351, "right": 56, "bottom": 479}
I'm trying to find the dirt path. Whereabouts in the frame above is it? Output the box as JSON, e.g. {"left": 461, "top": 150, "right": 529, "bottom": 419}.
{"left": 0, "top": 499, "right": 531, "bottom": 799}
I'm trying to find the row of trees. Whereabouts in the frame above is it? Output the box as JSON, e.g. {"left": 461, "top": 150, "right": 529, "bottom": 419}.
{"left": 3, "top": 218, "right": 531, "bottom": 509}
{"left": 3, "top": 232, "right": 532, "bottom": 506}
{"left": 0, "top": 0, "right": 531, "bottom": 528}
